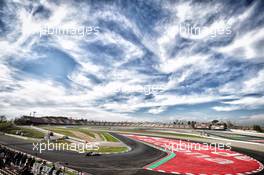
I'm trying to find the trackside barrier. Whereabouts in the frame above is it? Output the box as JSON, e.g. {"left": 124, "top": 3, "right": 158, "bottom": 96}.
{"left": 0, "top": 144, "right": 87, "bottom": 175}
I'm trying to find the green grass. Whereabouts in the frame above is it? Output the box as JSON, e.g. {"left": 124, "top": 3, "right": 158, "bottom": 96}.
{"left": 44, "top": 127, "right": 76, "bottom": 137}
{"left": 0, "top": 121, "right": 13, "bottom": 131}
{"left": 97, "top": 132, "right": 105, "bottom": 140}
{"left": 101, "top": 132, "right": 119, "bottom": 142}
{"left": 8, "top": 127, "right": 45, "bottom": 138}
{"left": 86, "top": 131, "right": 120, "bottom": 142}
{"left": 119, "top": 129, "right": 203, "bottom": 139}
{"left": 44, "top": 127, "right": 97, "bottom": 139}
{"left": 0, "top": 122, "right": 45, "bottom": 138}
{"left": 76, "top": 129, "right": 95, "bottom": 138}
{"left": 43, "top": 127, "right": 120, "bottom": 142}
{"left": 159, "top": 132, "right": 202, "bottom": 138}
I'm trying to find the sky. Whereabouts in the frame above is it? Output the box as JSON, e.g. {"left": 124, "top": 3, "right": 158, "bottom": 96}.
{"left": 0, "top": 0, "right": 264, "bottom": 125}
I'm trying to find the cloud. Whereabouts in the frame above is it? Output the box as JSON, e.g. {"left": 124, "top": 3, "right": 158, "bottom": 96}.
{"left": 157, "top": 53, "right": 209, "bottom": 74}
{"left": 213, "top": 96, "right": 264, "bottom": 112}
{"left": 0, "top": 0, "right": 264, "bottom": 124}
{"left": 212, "top": 106, "right": 240, "bottom": 112}
{"left": 214, "top": 1, "right": 264, "bottom": 61}
{"left": 219, "top": 67, "right": 264, "bottom": 96}
{"left": 243, "top": 69, "right": 264, "bottom": 94}
{"left": 215, "top": 27, "right": 264, "bottom": 60}
{"left": 148, "top": 106, "right": 167, "bottom": 114}
{"left": 224, "top": 96, "right": 264, "bottom": 107}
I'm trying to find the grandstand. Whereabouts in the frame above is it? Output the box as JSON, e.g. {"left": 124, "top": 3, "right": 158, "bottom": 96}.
{"left": 14, "top": 116, "right": 228, "bottom": 130}
{"left": 15, "top": 116, "right": 194, "bottom": 129}
{"left": 0, "top": 144, "right": 78, "bottom": 175}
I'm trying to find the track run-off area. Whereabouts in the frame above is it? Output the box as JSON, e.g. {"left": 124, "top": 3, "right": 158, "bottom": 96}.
{"left": 124, "top": 134, "right": 264, "bottom": 175}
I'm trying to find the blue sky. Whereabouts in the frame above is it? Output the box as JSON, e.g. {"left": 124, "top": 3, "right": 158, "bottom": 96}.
{"left": 0, "top": 0, "right": 264, "bottom": 125}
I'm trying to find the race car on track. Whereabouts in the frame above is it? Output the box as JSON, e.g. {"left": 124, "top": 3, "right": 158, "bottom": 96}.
{"left": 85, "top": 152, "right": 101, "bottom": 156}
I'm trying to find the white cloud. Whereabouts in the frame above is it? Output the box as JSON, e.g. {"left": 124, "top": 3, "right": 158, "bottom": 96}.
{"left": 243, "top": 69, "right": 264, "bottom": 93}
{"left": 224, "top": 96, "right": 264, "bottom": 107}
{"left": 157, "top": 53, "right": 209, "bottom": 74}
{"left": 136, "top": 93, "right": 227, "bottom": 109}
{"left": 213, "top": 96, "right": 264, "bottom": 112}
{"left": 215, "top": 27, "right": 264, "bottom": 60}
{"left": 212, "top": 106, "right": 240, "bottom": 112}
{"left": 0, "top": 64, "right": 12, "bottom": 81}
{"left": 148, "top": 106, "right": 167, "bottom": 114}
{"left": 219, "top": 68, "right": 264, "bottom": 95}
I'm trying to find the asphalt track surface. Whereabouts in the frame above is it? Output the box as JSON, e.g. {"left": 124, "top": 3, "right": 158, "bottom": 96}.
{"left": 1, "top": 133, "right": 264, "bottom": 175}
{"left": 200, "top": 130, "right": 264, "bottom": 144}
{"left": 0, "top": 133, "right": 167, "bottom": 175}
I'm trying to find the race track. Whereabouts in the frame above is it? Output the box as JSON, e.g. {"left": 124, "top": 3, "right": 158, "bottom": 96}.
{"left": 1, "top": 132, "right": 264, "bottom": 175}
{"left": 0, "top": 133, "right": 167, "bottom": 175}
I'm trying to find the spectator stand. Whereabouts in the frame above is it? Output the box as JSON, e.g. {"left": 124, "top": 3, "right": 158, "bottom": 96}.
{"left": 0, "top": 144, "right": 80, "bottom": 175}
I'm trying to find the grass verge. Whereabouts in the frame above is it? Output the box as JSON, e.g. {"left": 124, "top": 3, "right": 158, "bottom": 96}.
{"left": 0, "top": 122, "right": 45, "bottom": 138}
{"left": 101, "top": 132, "right": 119, "bottom": 142}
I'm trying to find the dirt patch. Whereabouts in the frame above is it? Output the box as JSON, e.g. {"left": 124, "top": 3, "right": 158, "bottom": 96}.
{"left": 71, "top": 131, "right": 95, "bottom": 142}
{"left": 94, "top": 132, "right": 103, "bottom": 141}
